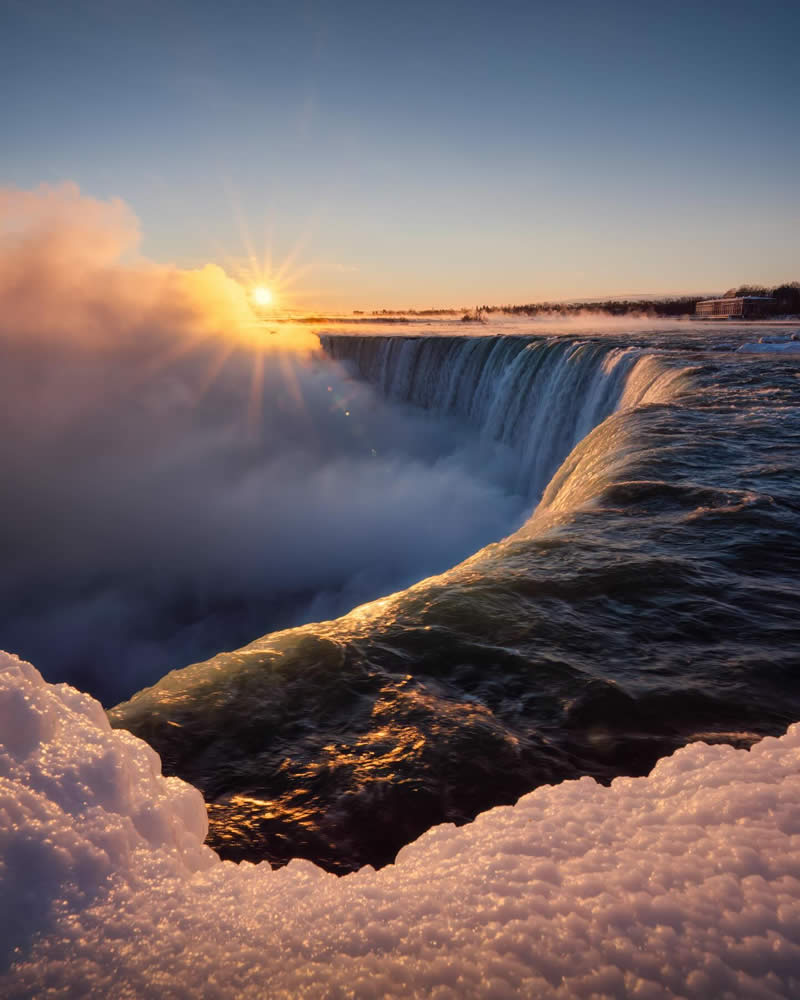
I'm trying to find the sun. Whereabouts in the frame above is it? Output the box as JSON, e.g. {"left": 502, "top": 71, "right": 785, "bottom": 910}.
{"left": 251, "top": 285, "right": 273, "bottom": 308}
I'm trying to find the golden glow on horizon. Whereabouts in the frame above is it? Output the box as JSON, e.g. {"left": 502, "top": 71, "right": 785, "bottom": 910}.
{"left": 251, "top": 285, "right": 274, "bottom": 308}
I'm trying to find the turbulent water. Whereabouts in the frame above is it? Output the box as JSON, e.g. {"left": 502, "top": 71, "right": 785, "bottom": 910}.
{"left": 111, "top": 323, "right": 800, "bottom": 874}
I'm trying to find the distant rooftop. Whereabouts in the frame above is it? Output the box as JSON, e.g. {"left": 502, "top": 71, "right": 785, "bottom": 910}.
{"left": 696, "top": 296, "right": 775, "bottom": 318}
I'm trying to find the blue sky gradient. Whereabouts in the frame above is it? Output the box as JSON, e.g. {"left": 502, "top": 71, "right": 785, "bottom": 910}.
{"left": 2, "top": 0, "right": 798, "bottom": 308}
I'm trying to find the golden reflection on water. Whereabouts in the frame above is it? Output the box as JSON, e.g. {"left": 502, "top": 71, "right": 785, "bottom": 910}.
{"left": 202, "top": 673, "right": 513, "bottom": 871}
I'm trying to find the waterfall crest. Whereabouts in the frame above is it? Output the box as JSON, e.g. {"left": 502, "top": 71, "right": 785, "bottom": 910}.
{"left": 320, "top": 335, "right": 684, "bottom": 504}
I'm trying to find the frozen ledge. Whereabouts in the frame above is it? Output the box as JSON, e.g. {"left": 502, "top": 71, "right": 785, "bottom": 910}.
{"left": 2, "top": 649, "right": 800, "bottom": 998}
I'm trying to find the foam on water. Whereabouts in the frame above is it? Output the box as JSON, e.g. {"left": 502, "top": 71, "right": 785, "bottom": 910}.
{"left": 3, "top": 650, "right": 800, "bottom": 997}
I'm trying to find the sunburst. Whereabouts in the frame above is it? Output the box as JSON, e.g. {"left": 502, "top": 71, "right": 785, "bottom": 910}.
{"left": 251, "top": 285, "right": 274, "bottom": 308}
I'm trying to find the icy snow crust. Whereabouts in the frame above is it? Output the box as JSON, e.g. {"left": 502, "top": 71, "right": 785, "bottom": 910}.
{"left": 3, "top": 651, "right": 800, "bottom": 999}
{"left": 737, "top": 339, "right": 800, "bottom": 354}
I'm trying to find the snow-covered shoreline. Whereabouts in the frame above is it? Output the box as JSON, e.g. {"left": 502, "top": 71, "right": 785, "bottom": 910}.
{"left": 3, "top": 649, "right": 800, "bottom": 998}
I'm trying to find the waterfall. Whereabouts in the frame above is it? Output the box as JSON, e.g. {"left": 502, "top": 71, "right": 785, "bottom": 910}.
{"left": 320, "top": 335, "right": 680, "bottom": 503}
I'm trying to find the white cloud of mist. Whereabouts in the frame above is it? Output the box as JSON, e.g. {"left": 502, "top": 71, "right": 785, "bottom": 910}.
{"left": 0, "top": 184, "right": 524, "bottom": 704}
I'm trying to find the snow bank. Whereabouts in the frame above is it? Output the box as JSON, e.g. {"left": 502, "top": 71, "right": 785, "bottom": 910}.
{"left": 737, "top": 338, "right": 800, "bottom": 354}
{"left": 2, "top": 650, "right": 800, "bottom": 998}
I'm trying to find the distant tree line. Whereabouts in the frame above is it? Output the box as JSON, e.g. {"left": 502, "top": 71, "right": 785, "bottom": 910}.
{"left": 368, "top": 308, "right": 463, "bottom": 316}
{"left": 475, "top": 282, "right": 800, "bottom": 319}
{"left": 479, "top": 296, "right": 702, "bottom": 318}
{"left": 363, "top": 282, "right": 800, "bottom": 320}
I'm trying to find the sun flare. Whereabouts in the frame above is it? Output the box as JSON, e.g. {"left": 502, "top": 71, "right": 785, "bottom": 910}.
{"left": 251, "top": 285, "right": 273, "bottom": 307}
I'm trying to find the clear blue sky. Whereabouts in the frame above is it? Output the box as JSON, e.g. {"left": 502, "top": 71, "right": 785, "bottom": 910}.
{"left": 2, "top": 0, "right": 798, "bottom": 309}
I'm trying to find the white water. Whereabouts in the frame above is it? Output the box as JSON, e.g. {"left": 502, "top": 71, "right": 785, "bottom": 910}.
{"left": 322, "top": 336, "right": 688, "bottom": 506}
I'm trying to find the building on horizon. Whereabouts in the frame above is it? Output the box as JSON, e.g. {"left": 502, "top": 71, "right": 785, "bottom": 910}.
{"left": 696, "top": 296, "right": 775, "bottom": 318}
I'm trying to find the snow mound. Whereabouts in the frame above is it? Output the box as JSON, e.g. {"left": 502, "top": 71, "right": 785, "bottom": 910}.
{"left": 737, "top": 338, "right": 800, "bottom": 354}
{"left": 2, "top": 650, "right": 800, "bottom": 998}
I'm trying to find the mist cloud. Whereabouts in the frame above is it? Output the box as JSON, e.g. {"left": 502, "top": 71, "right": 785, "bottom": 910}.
{"left": 0, "top": 184, "right": 523, "bottom": 704}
